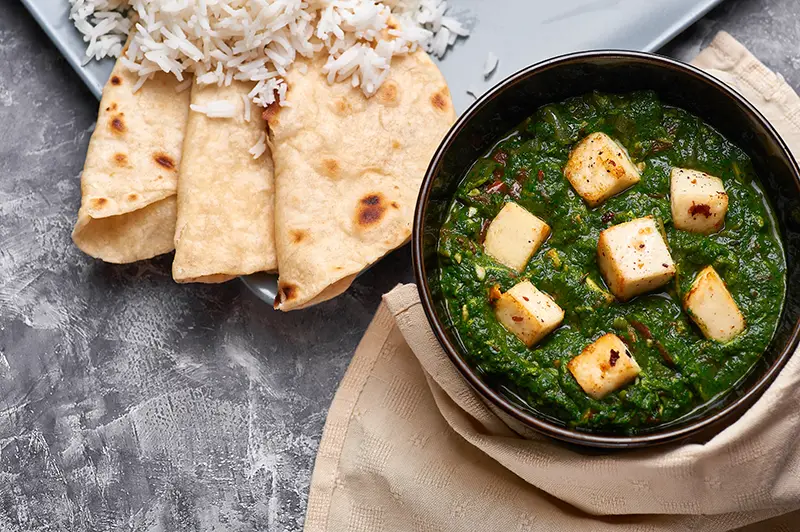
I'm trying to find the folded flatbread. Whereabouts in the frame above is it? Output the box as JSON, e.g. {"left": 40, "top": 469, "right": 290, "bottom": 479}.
{"left": 72, "top": 46, "right": 190, "bottom": 263}
{"left": 269, "top": 49, "right": 456, "bottom": 311}
{"left": 172, "top": 80, "right": 277, "bottom": 283}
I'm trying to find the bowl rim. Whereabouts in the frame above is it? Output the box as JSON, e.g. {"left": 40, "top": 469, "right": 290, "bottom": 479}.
{"left": 412, "top": 49, "right": 800, "bottom": 448}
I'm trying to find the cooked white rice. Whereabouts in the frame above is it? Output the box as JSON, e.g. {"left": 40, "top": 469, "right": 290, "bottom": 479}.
{"left": 68, "top": 0, "right": 469, "bottom": 107}
{"left": 68, "top": 0, "right": 130, "bottom": 63}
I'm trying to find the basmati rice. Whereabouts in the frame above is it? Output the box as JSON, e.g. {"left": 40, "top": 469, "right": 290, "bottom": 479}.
{"left": 249, "top": 132, "right": 267, "bottom": 159}
{"left": 242, "top": 94, "right": 252, "bottom": 122}
{"left": 68, "top": 0, "right": 470, "bottom": 107}
{"left": 190, "top": 100, "right": 237, "bottom": 118}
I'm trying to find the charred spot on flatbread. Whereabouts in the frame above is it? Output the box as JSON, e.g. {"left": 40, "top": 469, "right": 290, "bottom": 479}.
{"left": 127, "top": 193, "right": 139, "bottom": 202}
{"left": 321, "top": 158, "right": 340, "bottom": 179}
{"left": 290, "top": 229, "right": 307, "bottom": 243}
{"left": 392, "top": 140, "right": 401, "bottom": 150}
{"left": 333, "top": 98, "right": 353, "bottom": 116}
{"left": 331, "top": 96, "right": 366, "bottom": 117}
{"left": 105, "top": 102, "right": 118, "bottom": 112}
{"left": 153, "top": 152, "right": 176, "bottom": 170}
{"left": 91, "top": 197, "right": 109, "bottom": 210}
{"left": 110, "top": 114, "right": 126, "bottom": 134}
{"left": 356, "top": 193, "right": 388, "bottom": 227}
{"left": 113, "top": 153, "right": 128, "bottom": 166}
{"left": 110, "top": 76, "right": 122, "bottom": 86}
{"left": 275, "top": 283, "right": 298, "bottom": 307}
{"left": 431, "top": 87, "right": 451, "bottom": 113}
{"left": 377, "top": 81, "right": 400, "bottom": 106}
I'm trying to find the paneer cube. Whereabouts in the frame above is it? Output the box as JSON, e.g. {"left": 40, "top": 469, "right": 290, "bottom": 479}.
{"left": 670, "top": 168, "right": 729, "bottom": 234}
{"left": 494, "top": 281, "right": 564, "bottom": 347}
{"left": 564, "top": 132, "right": 641, "bottom": 207}
{"left": 684, "top": 266, "right": 745, "bottom": 343}
{"left": 484, "top": 202, "right": 550, "bottom": 272}
{"left": 597, "top": 216, "right": 676, "bottom": 301}
{"left": 567, "top": 333, "right": 641, "bottom": 399}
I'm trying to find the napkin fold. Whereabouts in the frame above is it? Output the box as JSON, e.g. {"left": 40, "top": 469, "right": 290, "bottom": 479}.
{"left": 304, "top": 32, "right": 800, "bottom": 532}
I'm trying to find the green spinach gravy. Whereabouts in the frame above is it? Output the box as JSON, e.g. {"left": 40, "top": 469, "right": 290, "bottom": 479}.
{"left": 438, "top": 91, "right": 786, "bottom": 433}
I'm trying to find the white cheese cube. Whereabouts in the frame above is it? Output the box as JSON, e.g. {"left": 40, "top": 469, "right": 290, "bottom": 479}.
{"left": 684, "top": 266, "right": 745, "bottom": 343}
{"left": 670, "top": 168, "right": 729, "bottom": 234}
{"left": 564, "top": 132, "right": 641, "bottom": 207}
{"left": 597, "top": 216, "right": 676, "bottom": 301}
{"left": 567, "top": 333, "right": 641, "bottom": 399}
{"left": 495, "top": 281, "right": 564, "bottom": 347}
{"left": 484, "top": 202, "right": 551, "bottom": 272}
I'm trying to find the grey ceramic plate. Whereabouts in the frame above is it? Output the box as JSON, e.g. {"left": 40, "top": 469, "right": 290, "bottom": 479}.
{"left": 23, "top": 0, "right": 724, "bottom": 304}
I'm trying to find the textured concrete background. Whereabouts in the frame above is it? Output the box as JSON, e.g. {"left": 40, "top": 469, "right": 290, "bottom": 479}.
{"left": 1, "top": 0, "right": 798, "bottom": 530}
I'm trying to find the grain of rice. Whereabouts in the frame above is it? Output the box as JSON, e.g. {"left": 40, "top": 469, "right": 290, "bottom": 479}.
{"left": 242, "top": 94, "right": 251, "bottom": 122}
{"left": 483, "top": 52, "right": 498, "bottom": 78}
{"left": 191, "top": 100, "right": 237, "bottom": 118}
{"left": 249, "top": 132, "right": 267, "bottom": 159}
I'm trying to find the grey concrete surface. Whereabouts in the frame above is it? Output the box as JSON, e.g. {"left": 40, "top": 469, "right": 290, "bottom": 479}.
{"left": 1, "top": 0, "right": 798, "bottom": 530}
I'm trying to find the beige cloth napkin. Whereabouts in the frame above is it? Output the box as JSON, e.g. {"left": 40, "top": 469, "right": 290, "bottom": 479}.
{"left": 304, "top": 32, "right": 800, "bottom": 532}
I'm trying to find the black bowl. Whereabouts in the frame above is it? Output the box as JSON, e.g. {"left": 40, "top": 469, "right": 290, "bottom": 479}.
{"left": 412, "top": 51, "right": 800, "bottom": 449}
